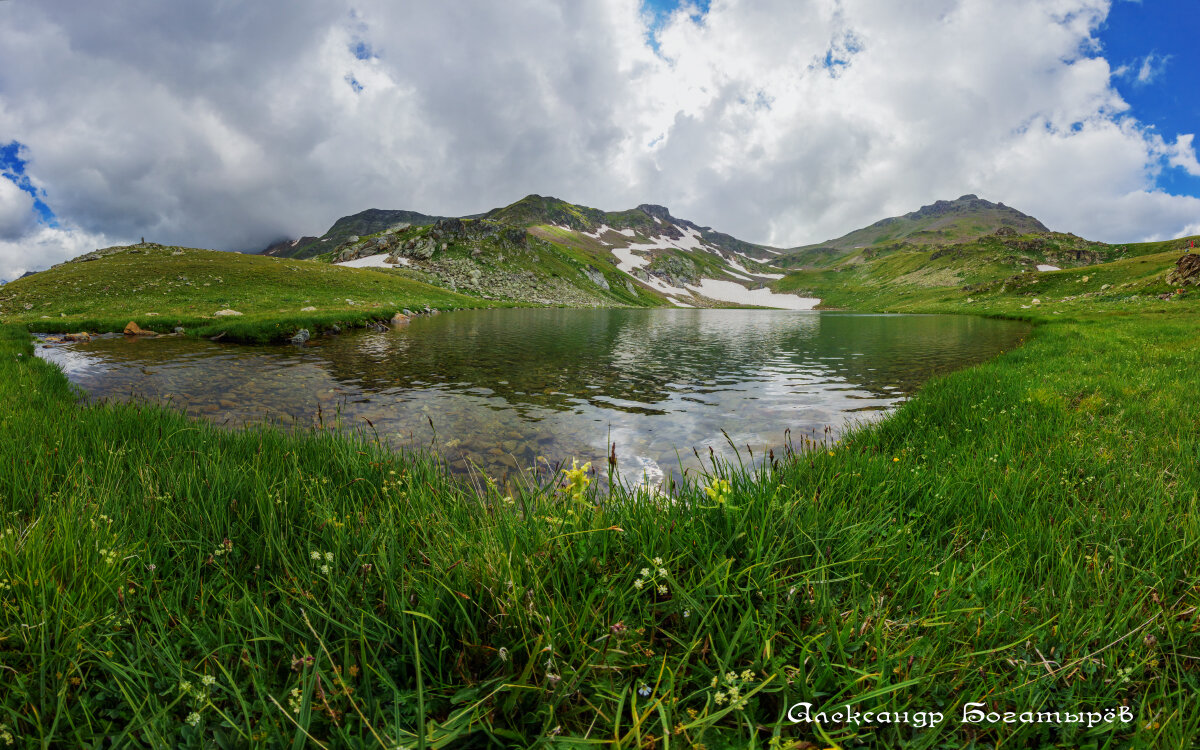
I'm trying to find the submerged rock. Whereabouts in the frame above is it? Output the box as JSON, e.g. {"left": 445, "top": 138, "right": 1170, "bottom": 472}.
{"left": 290, "top": 329, "right": 311, "bottom": 345}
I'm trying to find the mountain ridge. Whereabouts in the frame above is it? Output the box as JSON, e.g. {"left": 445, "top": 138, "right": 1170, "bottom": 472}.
{"left": 258, "top": 194, "right": 805, "bottom": 309}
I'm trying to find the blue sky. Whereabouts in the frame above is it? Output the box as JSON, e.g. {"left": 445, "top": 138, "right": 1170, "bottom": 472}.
{"left": 642, "top": 0, "right": 710, "bottom": 49}
{"left": 1098, "top": 0, "right": 1200, "bottom": 198}
{"left": 0, "top": 141, "right": 57, "bottom": 226}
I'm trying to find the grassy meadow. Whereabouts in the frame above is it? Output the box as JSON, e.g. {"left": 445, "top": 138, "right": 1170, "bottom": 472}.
{"left": 0, "top": 244, "right": 494, "bottom": 343}
{"left": 0, "top": 247, "right": 1198, "bottom": 746}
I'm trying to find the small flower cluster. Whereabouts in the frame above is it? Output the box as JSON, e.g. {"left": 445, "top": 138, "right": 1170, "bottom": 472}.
{"left": 633, "top": 557, "right": 669, "bottom": 595}
{"left": 0, "top": 721, "right": 12, "bottom": 746}
{"left": 208, "top": 538, "right": 234, "bottom": 562}
{"left": 97, "top": 547, "right": 121, "bottom": 565}
{"left": 287, "top": 687, "right": 303, "bottom": 714}
{"left": 704, "top": 477, "right": 732, "bottom": 506}
{"left": 382, "top": 469, "right": 410, "bottom": 497}
{"left": 104, "top": 610, "right": 133, "bottom": 630}
{"left": 711, "top": 669, "right": 756, "bottom": 711}
{"left": 310, "top": 550, "right": 335, "bottom": 575}
{"left": 562, "top": 459, "right": 591, "bottom": 502}
{"left": 90, "top": 513, "right": 115, "bottom": 530}
{"left": 178, "top": 674, "right": 219, "bottom": 726}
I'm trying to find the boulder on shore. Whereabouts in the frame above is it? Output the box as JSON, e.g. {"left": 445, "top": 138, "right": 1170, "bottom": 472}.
{"left": 290, "top": 329, "right": 310, "bottom": 345}
{"left": 123, "top": 321, "right": 155, "bottom": 336}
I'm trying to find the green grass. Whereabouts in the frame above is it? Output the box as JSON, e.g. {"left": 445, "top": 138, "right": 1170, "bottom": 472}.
{"left": 2, "top": 242, "right": 1199, "bottom": 745}
{"left": 777, "top": 244, "right": 1194, "bottom": 322}
{"left": 0, "top": 244, "right": 492, "bottom": 342}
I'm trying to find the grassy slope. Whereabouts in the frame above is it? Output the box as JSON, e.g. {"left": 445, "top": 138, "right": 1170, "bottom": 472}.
{"left": 1, "top": 243, "right": 1199, "bottom": 744}
{"left": 776, "top": 236, "right": 1195, "bottom": 318}
{"left": 784, "top": 197, "right": 1048, "bottom": 254}
{"left": 0, "top": 244, "right": 493, "bottom": 342}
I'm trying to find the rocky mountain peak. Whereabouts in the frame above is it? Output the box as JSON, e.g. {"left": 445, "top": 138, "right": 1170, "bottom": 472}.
{"left": 637, "top": 204, "right": 674, "bottom": 222}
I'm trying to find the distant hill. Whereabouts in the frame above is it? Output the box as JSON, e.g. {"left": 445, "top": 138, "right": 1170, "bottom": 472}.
{"left": 768, "top": 195, "right": 1195, "bottom": 312}
{"left": 778, "top": 195, "right": 1049, "bottom": 266}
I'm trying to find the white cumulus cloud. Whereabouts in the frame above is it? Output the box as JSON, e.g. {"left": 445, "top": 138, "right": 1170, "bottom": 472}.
{"left": 0, "top": 179, "right": 37, "bottom": 241}
{"left": 0, "top": 0, "right": 1197, "bottom": 281}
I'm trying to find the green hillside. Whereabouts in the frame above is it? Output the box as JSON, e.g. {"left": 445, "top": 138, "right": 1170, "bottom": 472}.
{"left": 0, "top": 243, "right": 488, "bottom": 342}
{"left": 775, "top": 238, "right": 1198, "bottom": 319}
{"left": 779, "top": 194, "right": 1050, "bottom": 261}
{"left": 769, "top": 195, "right": 1199, "bottom": 318}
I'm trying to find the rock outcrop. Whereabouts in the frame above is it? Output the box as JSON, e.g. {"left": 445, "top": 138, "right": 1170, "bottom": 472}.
{"left": 1166, "top": 253, "right": 1200, "bottom": 287}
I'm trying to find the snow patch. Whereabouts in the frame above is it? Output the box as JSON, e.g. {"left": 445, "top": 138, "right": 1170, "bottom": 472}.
{"left": 611, "top": 246, "right": 649, "bottom": 271}
{"left": 609, "top": 225, "right": 812, "bottom": 308}
{"left": 1036, "top": 264, "right": 1061, "bottom": 272}
{"left": 667, "top": 297, "right": 693, "bottom": 307}
{"left": 336, "top": 253, "right": 411, "bottom": 268}
{"left": 725, "top": 256, "right": 785, "bottom": 280}
{"left": 685, "top": 278, "right": 818, "bottom": 310}
{"left": 610, "top": 247, "right": 689, "bottom": 295}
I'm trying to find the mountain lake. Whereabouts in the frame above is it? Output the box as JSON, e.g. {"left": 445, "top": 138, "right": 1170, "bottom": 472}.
{"left": 36, "top": 309, "right": 1030, "bottom": 488}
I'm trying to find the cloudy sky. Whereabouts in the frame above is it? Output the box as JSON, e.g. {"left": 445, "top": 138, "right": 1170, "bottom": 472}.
{"left": 1, "top": 0, "right": 1198, "bottom": 279}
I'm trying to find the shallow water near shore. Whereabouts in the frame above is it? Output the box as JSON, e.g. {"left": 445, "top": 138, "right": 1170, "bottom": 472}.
{"left": 37, "top": 309, "right": 1029, "bottom": 486}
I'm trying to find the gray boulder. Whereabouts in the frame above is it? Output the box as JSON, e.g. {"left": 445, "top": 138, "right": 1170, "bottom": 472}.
{"left": 582, "top": 266, "right": 610, "bottom": 291}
